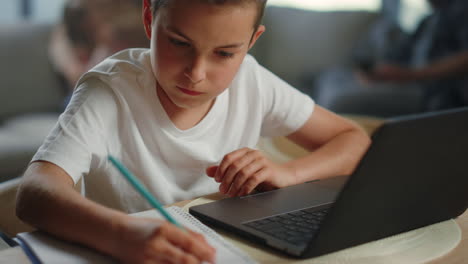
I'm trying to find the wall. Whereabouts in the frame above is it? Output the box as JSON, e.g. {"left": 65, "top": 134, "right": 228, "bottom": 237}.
{"left": 0, "top": 0, "right": 66, "bottom": 24}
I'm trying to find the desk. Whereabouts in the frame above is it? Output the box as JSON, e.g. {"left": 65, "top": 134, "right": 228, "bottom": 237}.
{"left": 1, "top": 193, "right": 466, "bottom": 264}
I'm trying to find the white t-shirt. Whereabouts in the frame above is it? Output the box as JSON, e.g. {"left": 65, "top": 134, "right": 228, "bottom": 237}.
{"left": 33, "top": 49, "right": 314, "bottom": 213}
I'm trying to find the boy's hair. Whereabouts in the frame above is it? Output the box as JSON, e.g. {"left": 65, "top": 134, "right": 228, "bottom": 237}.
{"left": 151, "top": 0, "right": 267, "bottom": 30}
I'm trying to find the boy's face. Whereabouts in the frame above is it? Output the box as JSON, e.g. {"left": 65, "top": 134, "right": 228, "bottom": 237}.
{"left": 143, "top": 0, "right": 264, "bottom": 111}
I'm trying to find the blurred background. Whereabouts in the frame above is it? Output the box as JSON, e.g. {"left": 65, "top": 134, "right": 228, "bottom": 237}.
{"left": 0, "top": 0, "right": 447, "bottom": 183}
{"left": 0, "top": 0, "right": 429, "bottom": 27}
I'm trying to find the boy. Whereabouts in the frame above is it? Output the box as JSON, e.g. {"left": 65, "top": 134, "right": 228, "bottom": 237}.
{"left": 16, "top": 0, "right": 370, "bottom": 263}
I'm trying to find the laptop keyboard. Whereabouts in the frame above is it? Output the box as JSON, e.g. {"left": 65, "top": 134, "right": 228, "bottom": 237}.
{"left": 243, "top": 207, "right": 329, "bottom": 246}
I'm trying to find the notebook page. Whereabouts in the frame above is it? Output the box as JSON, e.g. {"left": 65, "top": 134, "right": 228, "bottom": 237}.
{"left": 16, "top": 232, "right": 115, "bottom": 264}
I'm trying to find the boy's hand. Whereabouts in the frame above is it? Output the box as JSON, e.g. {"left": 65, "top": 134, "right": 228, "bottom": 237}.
{"left": 118, "top": 217, "right": 216, "bottom": 264}
{"left": 206, "top": 148, "right": 297, "bottom": 197}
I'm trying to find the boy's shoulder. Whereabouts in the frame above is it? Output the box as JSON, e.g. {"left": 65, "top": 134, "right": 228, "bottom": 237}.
{"left": 76, "top": 48, "right": 151, "bottom": 88}
{"left": 235, "top": 53, "right": 260, "bottom": 79}
{"left": 90, "top": 48, "right": 151, "bottom": 75}
{"left": 242, "top": 53, "right": 258, "bottom": 68}
{"left": 71, "top": 48, "right": 152, "bottom": 97}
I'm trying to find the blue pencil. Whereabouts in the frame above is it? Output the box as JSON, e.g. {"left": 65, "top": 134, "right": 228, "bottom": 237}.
{"left": 108, "top": 155, "right": 184, "bottom": 230}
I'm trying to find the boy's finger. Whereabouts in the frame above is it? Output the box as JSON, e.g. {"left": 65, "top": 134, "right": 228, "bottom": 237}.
{"left": 229, "top": 161, "right": 263, "bottom": 197}
{"left": 240, "top": 168, "right": 268, "bottom": 196}
{"left": 188, "top": 230, "right": 216, "bottom": 253}
{"left": 215, "top": 148, "right": 250, "bottom": 182}
{"left": 148, "top": 239, "right": 194, "bottom": 264}
{"left": 220, "top": 150, "right": 260, "bottom": 194}
{"left": 167, "top": 228, "right": 215, "bottom": 263}
{"left": 219, "top": 157, "right": 254, "bottom": 194}
{"left": 206, "top": 166, "right": 218, "bottom": 178}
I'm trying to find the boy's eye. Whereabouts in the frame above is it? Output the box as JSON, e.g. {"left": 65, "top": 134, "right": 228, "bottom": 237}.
{"left": 217, "top": 51, "right": 234, "bottom": 58}
{"left": 169, "top": 38, "right": 190, "bottom": 47}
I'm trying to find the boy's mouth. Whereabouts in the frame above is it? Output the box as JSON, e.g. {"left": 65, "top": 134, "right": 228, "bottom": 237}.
{"left": 177, "top": 86, "right": 203, "bottom": 96}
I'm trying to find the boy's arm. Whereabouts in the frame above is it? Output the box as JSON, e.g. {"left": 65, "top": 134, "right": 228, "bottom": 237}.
{"left": 207, "top": 105, "right": 371, "bottom": 197}
{"left": 284, "top": 105, "right": 371, "bottom": 182}
{"left": 16, "top": 161, "right": 215, "bottom": 264}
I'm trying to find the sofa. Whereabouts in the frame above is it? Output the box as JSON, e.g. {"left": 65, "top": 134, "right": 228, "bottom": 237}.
{"left": 0, "top": 6, "right": 384, "bottom": 183}
{"left": 0, "top": 23, "right": 65, "bottom": 182}
{"left": 251, "top": 7, "right": 378, "bottom": 94}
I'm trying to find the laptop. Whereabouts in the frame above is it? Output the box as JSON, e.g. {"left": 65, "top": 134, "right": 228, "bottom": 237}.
{"left": 189, "top": 107, "right": 468, "bottom": 258}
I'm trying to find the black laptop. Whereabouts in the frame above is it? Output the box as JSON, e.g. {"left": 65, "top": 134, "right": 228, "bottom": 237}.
{"left": 190, "top": 107, "right": 468, "bottom": 258}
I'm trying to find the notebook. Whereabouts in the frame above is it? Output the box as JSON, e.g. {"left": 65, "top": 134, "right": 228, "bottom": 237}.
{"left": 189, "top": 107, "right": 468, "bottom": 259}
{"left": 15, "top": 206, "right": 257, "bottom": 264}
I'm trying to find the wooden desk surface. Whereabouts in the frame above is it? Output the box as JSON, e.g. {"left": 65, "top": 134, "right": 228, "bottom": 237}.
{"left": 1, "top": 202, "right": 466, "bottom": 264}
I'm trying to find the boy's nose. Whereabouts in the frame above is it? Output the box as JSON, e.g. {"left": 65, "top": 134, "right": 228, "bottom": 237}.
{"left": 184, "top": 56, "right": 206, "bottom": 84}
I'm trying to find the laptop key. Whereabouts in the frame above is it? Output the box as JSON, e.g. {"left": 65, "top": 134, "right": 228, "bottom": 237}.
{"left": 302, "top": 214, "right": 319, "bottom": 220}
{"left": 280, "top": 220, "right": 294, "bottom": 225}
{"left": 286, "top": 230, "right": 303, "bottom": 237}
{"left": 290, "top": 211, "right": 306, "bottom": 216}
{"left": 285, "top": 225, "right": 300, "bottom": 231}
{"left": 305, "top": 219, "right": 320, "bottom": 225}
{"left": 296, "top": 222, "right": 311, "bottom": 228}
{"left": 268, "top": 216, "right": 284, "bottom": 222}
{"left": 242, "top": 207, "right": 329, "bottom": 246}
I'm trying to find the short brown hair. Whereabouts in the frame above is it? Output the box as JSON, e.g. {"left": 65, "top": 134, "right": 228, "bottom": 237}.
{"left": 151, "top": 0, "right": 267, "bottom": 30}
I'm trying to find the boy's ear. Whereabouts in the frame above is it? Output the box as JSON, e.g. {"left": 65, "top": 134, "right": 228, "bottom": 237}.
{"left": 248, "top": 25, "right": 265, "bottom": 50}
{"left": 142, "top": 0, "right": 152, "bottom": 39}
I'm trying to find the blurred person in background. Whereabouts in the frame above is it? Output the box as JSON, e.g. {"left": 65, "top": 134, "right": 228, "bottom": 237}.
{"left": 49, "top": 0, "right": 149, "bottom": 107}
{"left": 361, "top": 0, "right": 468, "bottom": 111}
{"left": 315, "top": 0, "right": 468, "bottom": 116}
